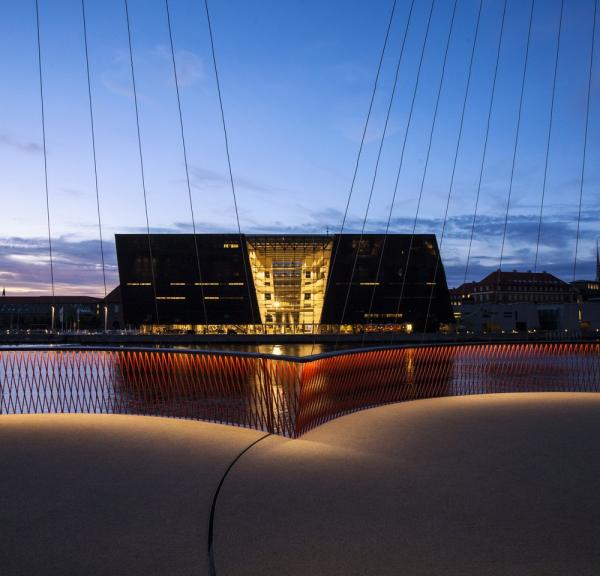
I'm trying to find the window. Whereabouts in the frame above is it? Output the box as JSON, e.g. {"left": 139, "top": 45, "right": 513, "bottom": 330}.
{"left": 305, "top": 270, "right": 311, "bottom": 279}
{"left": 304, "top": 293, "right": 311, "bottom": 300}
{"left": 265, "top": 293, "right": 272, "bottom": 300}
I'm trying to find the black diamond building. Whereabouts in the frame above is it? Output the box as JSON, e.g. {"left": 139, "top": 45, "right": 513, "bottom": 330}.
{"left": 115, "top": 234, "right": 454, "bottom": 333}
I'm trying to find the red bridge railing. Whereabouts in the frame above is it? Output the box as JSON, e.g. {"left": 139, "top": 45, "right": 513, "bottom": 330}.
{"left": 1, "top": 343, "right": 600, "bottom": 437}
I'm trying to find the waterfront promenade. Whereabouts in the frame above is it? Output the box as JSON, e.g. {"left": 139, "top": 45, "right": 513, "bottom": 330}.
{"left": 2, "top": 393, "right": 600, "bottom": 575}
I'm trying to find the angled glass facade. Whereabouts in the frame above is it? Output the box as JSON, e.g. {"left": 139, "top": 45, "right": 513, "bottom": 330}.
{"left": 247, "top": 236, "right": 333, "bottom": 328}
{"left": 115, "top": 233, "right": 454, "bottom": 333}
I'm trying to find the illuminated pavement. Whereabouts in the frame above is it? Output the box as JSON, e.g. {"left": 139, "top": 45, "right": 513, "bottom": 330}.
{"left": 216, "top": 394, "right": 600, "bottom": 576}
{"left": 3, "top": 394, "right": 600, "bottom": 575}
{"left": 0, "top": 415, "right": 265, "bottom": 576}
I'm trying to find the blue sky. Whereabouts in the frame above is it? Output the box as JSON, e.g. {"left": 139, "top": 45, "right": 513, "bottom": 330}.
{"left": 0, "top": 0, "right": 598, "bottom": 295}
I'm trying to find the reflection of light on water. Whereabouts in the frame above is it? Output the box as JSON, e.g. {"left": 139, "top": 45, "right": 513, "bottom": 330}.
{"left": 271, "top": 345, "right": 283, "bottom": 356}
{"left": 406, "top": 349, "right": 415, "bottom": 380}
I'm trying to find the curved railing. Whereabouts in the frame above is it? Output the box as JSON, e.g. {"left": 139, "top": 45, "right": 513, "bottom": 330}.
{"left": 1, "top": 342, "right": 600, "bottom": 437}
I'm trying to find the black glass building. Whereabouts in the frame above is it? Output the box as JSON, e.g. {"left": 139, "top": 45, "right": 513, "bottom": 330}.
{"left": 115, "top": 233, "right": 454, "bottom": 333}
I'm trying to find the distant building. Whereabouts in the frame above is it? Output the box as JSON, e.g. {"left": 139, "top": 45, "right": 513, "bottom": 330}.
{"left": 571, "top": 243, "right": 600, "bottom": 302}
{"left": 0, "top": 296, "right": 103, "bottom": 331}
{"left": 571, "top": 280, "right": 600, "bottom": 303}
{"left": 115, "top": 233, "right": 455, "bottom": 333}
{"left": 449, "top": 282, "right": 476, "bottom": 307}
{"left": 104, "top": 286, "right": 124, "bottom": 329}
{"left": 469, "top": 270, "right": 576, "bottom": 305}
{"left": 450, "top": 269, "right": 599, "bottom": 333}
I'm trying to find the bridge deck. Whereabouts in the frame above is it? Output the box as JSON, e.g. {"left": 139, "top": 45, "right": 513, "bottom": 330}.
{"left": 2, "top": 394, "right": 600, "bottom": 575}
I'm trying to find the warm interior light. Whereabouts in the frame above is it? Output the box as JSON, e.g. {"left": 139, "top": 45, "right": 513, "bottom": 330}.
{"left": 246, "top": 237, "right": 333, "bottom": 329}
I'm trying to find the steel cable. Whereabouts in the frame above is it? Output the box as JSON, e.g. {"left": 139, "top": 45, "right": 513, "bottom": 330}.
{"left": 573, "top": 0, "right": 597, "bottom": 282}
{"left": 34, "top": 0, "right": 56, "bottom": 327}
{"left": 362, "top": 0, "right": 437, "bottom": 346}
{"left": 392, "top": 0, "right": 458, "bottom": 340}
{"left": 334, "top": 0, "right": 416, "bottom": 349}
{"left": 124, "top": 0, "right": 160, "bottom": 325}
{"left": 203, "top": 0, "right": 257, "bottom": 327}
{"left": 422, "top": 0, "right": 483, "bottom": 339}
{"left": 498, "top": 0, "right": 535, "bottom": 275}
{"left": 534, "top": 0, "right": 564, "bottom": 272}
{"left": 164, "top": 0, "right": 209, "bottom": 332}
{"left": 462, "top": 0, "right": 508, "bottom": 286}
{"left": 304, "top": 0, "right": 398, "bottom": 352}
{"left": 81, "top": 0, "right": 108, "bottom": 334}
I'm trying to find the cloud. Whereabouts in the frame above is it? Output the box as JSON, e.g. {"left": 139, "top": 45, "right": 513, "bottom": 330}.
{"left": 101, "top": 51, "right": 134, "bottom": 99}
{"left": 0, "top": 236, "right": 118, "bottom": 297}
{"left": 0, "top": 133, "right": 42, "bottom": 155}
{"left": 102, "top": 46, "right": 205, "bottom": 100}
{"left": 188, "top": 165, "right": 290, "bottom": 196}
{"left": 2, "top": 202, "right": 598, "bottom": 295}
{"left": 154, "top": 46, "right": 205, "bottom": 87}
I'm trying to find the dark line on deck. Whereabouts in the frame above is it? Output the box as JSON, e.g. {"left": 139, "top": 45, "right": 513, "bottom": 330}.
{"left": 207, "top": 432, "right": 271, "bottom": 576}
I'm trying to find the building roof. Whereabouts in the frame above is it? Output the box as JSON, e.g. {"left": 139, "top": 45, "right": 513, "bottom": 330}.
{"left": 104, "top": 286, "right": 121, "bottom": 303}
{"left": 449, "top": 282, "right": 477, "bottom": 297}
{"left": 0, "top": 296, "right": 102, "bottom": 305}
{"left": 477, "top": 269, "right": 569, "bottom": 287}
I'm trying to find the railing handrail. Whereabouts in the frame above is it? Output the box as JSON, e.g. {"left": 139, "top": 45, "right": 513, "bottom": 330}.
{"left": 0, "top": 338, "right": 597, "bottom": 363}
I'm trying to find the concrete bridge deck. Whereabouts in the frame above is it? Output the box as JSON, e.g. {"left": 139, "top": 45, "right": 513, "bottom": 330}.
{"left": 2, "top": 393, "right": 600, "bottom": 575}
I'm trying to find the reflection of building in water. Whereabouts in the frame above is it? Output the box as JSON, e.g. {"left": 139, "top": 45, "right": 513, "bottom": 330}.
{"left": 115, "top": 233, "right": 454, "bottom": 334}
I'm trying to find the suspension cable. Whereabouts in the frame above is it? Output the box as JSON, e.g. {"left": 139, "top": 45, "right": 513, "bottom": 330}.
{"left": 422, "top": 0, "right": 483, "bottom": 338}
{"left": 310, "top": 0, "right": 398, "bottom": 348}
{"left": 534, "top": 0, "right": 564, "bottom": 272}
{"left": 462, "top": 0, "right": 508, "bottom": 285}
{"left": 123, "top": 0, "right": 160, "bottom": 325}
{"left": 335, "top": 0, "right": 416, "bottom": 348}
{"left": 393, "top": 0, "right": 458, "bottom": 339}
{"left": 204, "top": 0, "right": 256, "bottom": 327}
{"left": 573, "top": 0, "right": 597, "bottom": 282}
{"left": 34, "top": 0, "right": 56, "bottom": 326}
{"left": 363, "top": 0, "right": 436, "bottom": 346}
{"left": 81, "top": 0, "right": 108, "bottom": 310}
{"left": 498, "top": 0, "right": 535, "bottom": 274}
{"left": 164, "top": 0, "right": 208, "bottom": 332}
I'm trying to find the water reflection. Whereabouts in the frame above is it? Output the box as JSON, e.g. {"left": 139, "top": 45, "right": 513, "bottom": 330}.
{"left": 165, "top": 343, "right": 355, "bottom": 357}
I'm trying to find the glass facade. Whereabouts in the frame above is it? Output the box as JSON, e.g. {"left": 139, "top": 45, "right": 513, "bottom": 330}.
{"left": 247, "top": 236, "right": 333, "bottom": 332}
{"left": 115, "top": 233, "right": 454, "bottom": 333}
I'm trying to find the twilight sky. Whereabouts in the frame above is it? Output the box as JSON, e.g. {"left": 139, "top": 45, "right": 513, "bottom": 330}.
{"left": 0, "top": 0, "right": 598, "bottom": 295}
